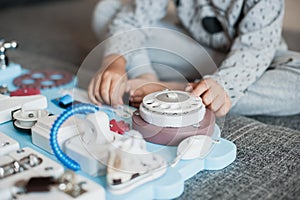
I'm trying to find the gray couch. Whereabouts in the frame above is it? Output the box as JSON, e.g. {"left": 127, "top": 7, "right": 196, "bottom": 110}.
{"left": 1, "top": 0, "right": 299, "bottom": 199}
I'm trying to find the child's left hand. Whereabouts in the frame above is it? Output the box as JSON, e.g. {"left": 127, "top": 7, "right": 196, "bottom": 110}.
{"left": 185, "top": 78, "right": 231, "bottom": 117}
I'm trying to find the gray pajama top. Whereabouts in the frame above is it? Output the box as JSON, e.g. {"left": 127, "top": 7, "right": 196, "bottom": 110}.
{"left": 104, "top": 0, "right": 285, "bottom": 106}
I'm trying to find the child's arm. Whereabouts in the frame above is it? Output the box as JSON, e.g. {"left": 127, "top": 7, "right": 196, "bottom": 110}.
{"left": 192, "top": 0, "right": 285, "bottom": 115}
{"left": 88, "top": 53, "right": 158, "bottom": 106}
{"left": 89, "top": 0, "right": 169, "bottom": 105}
{"left": 104, "top": 0, "right": 168, "bottom": 78}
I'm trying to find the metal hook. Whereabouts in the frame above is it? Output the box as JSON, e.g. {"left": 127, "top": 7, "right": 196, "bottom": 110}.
{"left": 0, "top": 40, "right": 18, "bottom": 69}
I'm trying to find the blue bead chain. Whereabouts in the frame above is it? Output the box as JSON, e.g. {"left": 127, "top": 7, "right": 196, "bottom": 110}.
{"left": 50, "top": 103, "right": 99, "bottom": 171}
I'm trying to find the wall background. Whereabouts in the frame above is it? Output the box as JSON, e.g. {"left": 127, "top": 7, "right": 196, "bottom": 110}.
{"left": 283, "top": 0, "right": 300, "bottom": 51}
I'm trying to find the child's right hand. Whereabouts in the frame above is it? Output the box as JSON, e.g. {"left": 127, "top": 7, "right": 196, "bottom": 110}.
{"left": 88, "top": 54, "right": 128, "bottom": 106}
{"left": 186, "top": 78, "right": 231, "bottom": 117}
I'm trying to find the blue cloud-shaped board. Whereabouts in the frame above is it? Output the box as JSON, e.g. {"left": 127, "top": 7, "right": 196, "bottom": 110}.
{"left": 0, "top": 63, "right": 22, "bottom": 85}
{"left": 44, "top": 88, "right": 237, "bottom": 200}
{"left": 105, "top": 125, "right": 236, "bottom": 200}
{"left": 1, "top": 68, "right": 236, "bottom": 200}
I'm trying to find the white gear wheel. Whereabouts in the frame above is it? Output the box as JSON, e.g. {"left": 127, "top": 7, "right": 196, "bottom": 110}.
{"left": 139, "top": 90, "right": 206, "bottom": 127}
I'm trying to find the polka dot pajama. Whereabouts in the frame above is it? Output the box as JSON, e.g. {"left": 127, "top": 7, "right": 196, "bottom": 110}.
{"left": 93, "top": 0, "right": 300, "bottom": 116}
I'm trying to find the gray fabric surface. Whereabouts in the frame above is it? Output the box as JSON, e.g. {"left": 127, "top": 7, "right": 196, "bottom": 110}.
{"left": 251, "top": 114, "right": 300, "bottom": 132}
{"left": 178, "top": 115, "right": 300, "bottom": 200}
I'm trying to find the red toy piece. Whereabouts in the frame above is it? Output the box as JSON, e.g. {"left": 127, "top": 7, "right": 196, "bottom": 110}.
{"left": 109, "top": 119, "right": 130, "bottom": 134}
{"left": 10, "top": 88, "right": 41, "bottom": 96}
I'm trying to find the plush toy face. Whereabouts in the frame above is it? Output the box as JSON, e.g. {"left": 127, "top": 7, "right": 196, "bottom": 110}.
{"left": 176, "top": 0, "right": 244, "bottom": 52}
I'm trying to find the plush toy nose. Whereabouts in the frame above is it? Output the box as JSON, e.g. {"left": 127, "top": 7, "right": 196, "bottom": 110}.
{"left": 202, "top": 17, "right": 223, "bottom": 34}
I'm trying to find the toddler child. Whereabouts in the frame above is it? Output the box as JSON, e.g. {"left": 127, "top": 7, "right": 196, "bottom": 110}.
{"left": 88, "top": 0, "right": 300, "bottom": 117}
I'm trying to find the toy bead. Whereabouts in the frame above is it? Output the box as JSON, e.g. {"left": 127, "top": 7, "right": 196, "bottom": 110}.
{"left": 50, "top": 103, "right": 99, "bottom": 171}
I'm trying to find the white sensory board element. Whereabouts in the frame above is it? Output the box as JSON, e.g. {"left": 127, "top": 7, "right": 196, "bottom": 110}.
{"left": 140, "top": 90, "right": 206, "bottom": 127}
{"left": 31, "top": 115, "right": 79, "bottom": 154}
{"left": 0, "top": 72, "right": 236, "bottom": 200}
{"left": 0, "top": 94, "right": 47, "bottom": 124}
{"left": 14, "top": 173, "right": 105, "bottom": 200}
{"left": 0, "top": 132, "right": 19, "bottom": 156}
{"left": 0, "top": 147, "right": 64, "bottom": 189}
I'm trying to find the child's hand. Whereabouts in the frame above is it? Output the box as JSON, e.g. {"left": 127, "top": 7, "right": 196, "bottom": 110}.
{"left": 128, "top": 76, "right": 188, "bottom": 108}
{"left": 88, "top": 55, "right": 128, "bottom": 106}
{"left": 126, "top": 74, "right": 163, "bottom": 107}
{"left": 186, "top": 78, "right": 231, "bottom": 117}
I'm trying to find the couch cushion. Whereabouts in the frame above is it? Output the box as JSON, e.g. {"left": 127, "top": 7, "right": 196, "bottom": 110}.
{"left": 179, "top": 115, "right": 300, "bottom": 199}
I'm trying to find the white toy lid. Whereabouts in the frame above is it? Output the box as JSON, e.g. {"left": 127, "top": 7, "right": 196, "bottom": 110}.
{"left": 140, "top": 90, "right": 206, "bottom": 127}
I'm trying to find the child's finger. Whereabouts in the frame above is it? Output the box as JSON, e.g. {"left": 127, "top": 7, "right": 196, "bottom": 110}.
{"left": 201, "top": 89, "right": 218, "bottom": 106}
{"left": 215, "top": 104, "right": 227, "bottom": 117}
{"left": 185, "top": 82, "right": 196, "bottom": 92}
{"left": 109, "top": 78, "right": 120, "bottom": 106}
{"left": 130, "top": 96, "right": 143, "bottom": 103}
{"left": 118, "top": 83, "right": 126, "bottom": 105}
{"left": 192, "top": 79, "right": 210, "bottom": 96}
{"left": 131, "top": 89, "right": 143, "bottom": 98}
{"left": 88, "top": 78, "right": 97, "bottom": 104}
{"left": 100, "top": 77, "right": 112, "bottom": 105}
{"left": 93, "top": 74, "right": 104, "bottom": 105}
{"left": 126, "top": 84, "right": 131, "bottom": 93}
{"left": 215, "top": 98, "right": 231, "bottom": 117}
{"left": 208, "top": 95, "right": 224, "bottom": 113}
{"left": 113, "top": 82, "right": 126, "bottom": 106}
{"left": 89, "top": 77, "right": 103, "bottom": 105}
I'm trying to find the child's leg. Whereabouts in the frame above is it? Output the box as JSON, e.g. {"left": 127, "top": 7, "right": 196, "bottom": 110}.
{"left": 230, "top": 50, "right": 300, "bottom": 116}
{"left": 147, "top": 22, "right": 226, "bottom": 82}
{"left": 128, "top": 22, "right": 226, "bottom": 105}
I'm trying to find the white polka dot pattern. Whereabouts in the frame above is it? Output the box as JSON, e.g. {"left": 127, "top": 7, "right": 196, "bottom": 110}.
{"left": 103, "top": 0, "right": 285, "bottom": 106}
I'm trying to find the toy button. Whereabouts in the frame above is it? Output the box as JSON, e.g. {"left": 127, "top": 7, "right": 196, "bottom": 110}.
{"left": 58, "top": 94, "right": 73, "bottom": 108}
{"left": 166, "top": 92, "right": 178, "bottom": 99}
{"left": 109, "top": 119, "right": 130, "bottom": 134}
{"left": 10, "top": 88, "right": 41, "bottom": 96}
